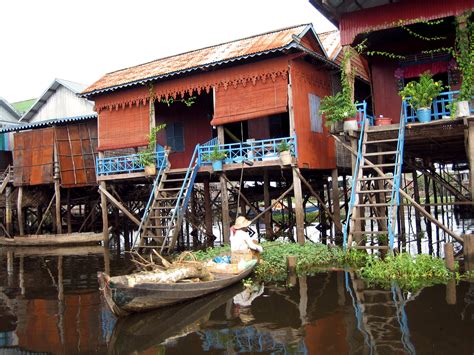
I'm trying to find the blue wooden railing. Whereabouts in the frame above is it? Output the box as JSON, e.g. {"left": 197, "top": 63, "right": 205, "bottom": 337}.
{"left": 356, "top": 101, "right": 374, "bottom": 126}
{"left": 96, "top": 145, "right": 166, "bottom": 176}
{"left": 387, "top": 107, "right": 406, "bottom": 250}
{"left": 343, "top": 112, "right": 368, "bottom": 250}
{"left": 403, "top": 90, "right": 474, "bottom": 122}
{"left": 198, "top": 136, "right": 297, "bottom": 165}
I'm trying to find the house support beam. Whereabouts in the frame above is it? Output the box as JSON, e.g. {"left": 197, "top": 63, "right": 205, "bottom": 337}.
{"left": 220, "top": 173, "right": 230, "bottom": 244}
{"left": 292, "top": 168, "right": 305, "bottom": 245}
{"left": 203, "top": 177, "right": 213, "bottom": 246}
{"left": 17, "top": 186, "right": 24, "bottom": 236}
{"left": 98, "top": 152, "right": 109, "bottom": 245}
{"left": 98, "top": 185, "right": 141, "bottom": 226}
{"left": 5, "top": 186, "right": 12, "bottom": 235}
{"left": 263, "top": 169, "right": 272, "bottom": 238}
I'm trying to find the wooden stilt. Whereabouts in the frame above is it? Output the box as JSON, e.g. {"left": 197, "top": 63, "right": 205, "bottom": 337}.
{"left": 287, "top": 255, "right": 297, "bottom": 287}
{"left": 412, "top": 168, "right": 422, "bottom": 253}
{"left": 331, "top": 169, "right": 342, "bottom": 245}
{"left": 220, "top": 173, "right": 230, "bottom": 244}
{"left": 444, "top": 243, "right": 455, "bottom": 272}
{"left": 203, "top": 178, "right": 213, "bottom": 246}
{"left": 17, "top": 186, "right": 24, "bottom": 236}
{"left": 66, "top": 189, "right": 72, "bottom": 234}
{"left": 5, "top": 186, "right": 12, "bottom": 235}
{"left": 463, "top": 234, "right": 474, "bottom": 271}
{"left": 54, "top": 180, "right": 62, "bottom": 234}
{"left": 319, "top": 186, "right": 327, "bottom": 244}
{"left": 350, "top": 136, "right": 361, "bottom": 235}
{"left": 423, "top": 168, "right": 433, "bottom": 254}
{"left": 263, "top": 169, "right": 272, "bottom": 238}
{"left": 99, "top": 153, "right": 109, "bottom": 246}
{"left": 292, "top": 168, "right": 305, "bottom": 245}
{"left": 431, "top": 168, "right": 441, "bottom": 256}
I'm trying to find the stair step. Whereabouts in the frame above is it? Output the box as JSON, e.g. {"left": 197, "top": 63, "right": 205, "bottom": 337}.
{"left": 359, "top": 176, "right": 393, "bottom": 181}
{"left": 149, "top": 215, "right": 174, "bottom": 219}
{"left": 355, "top": 203, "right": 390, "bottom": 207}
{"left": 362, "top": 163, "right": 398, "bottom": 168}
{"left": 364, "top": 151, "right": 398, "bottom": 157}
{"left": 163, "top": 178, "right": 186, "bottom": 183}
{"left": 351, "top": 230, "right": 389, "bottom": 235}
{"left": 365, "top": 138, "right": 399, "bottom": 144}
{"left": 155, "top": 196, "right": 179, "bottom": 201}
{"left": 151, "top": 206, "right": 175, "bottom": 210}
{"left": 356, "top": 189, "right": 392, "bottom": 194}
{"left": 351, "top": 245, "right": 390, "bottom": 250}
{"left": 158, "top": 187, "right": 183, "bottom": 192}
{"left": 353, "top": 216, "right": 389, "bottom": 220}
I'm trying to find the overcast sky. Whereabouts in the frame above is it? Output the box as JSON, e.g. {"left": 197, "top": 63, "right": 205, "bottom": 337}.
{"left": 1, "top": 0, "right": 334, "bottom": 103}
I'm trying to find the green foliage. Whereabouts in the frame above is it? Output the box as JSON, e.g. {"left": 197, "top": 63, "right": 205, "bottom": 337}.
{"left": 399, "top": 71, "right": 444, "bottom": 110}
{"left": 454, "top": 13, "right": 474, "bottom": 101}
{"left": 202, "top": 145, "right": 227, "bottom": 161}
{"left": 193, "top": 245, "right": 231, "bottom": 261}
{"left": 319, "top": 49, "right": 357, "bottom": 126}
{"left": 161, "top": 96, "right": 197, "bottom": 107}
{"left": 277, "top": 140, "right": 290, "bottom": 153}
{"left": 359, "top": 253, "right": 455, "bottom": 291}
{"left": 138, "top": 124, "right": 166, "bottom": 166}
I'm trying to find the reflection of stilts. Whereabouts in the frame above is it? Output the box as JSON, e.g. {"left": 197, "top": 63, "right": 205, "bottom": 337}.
{"left": 345, "top": 271, "right": 417, "bottom": 355}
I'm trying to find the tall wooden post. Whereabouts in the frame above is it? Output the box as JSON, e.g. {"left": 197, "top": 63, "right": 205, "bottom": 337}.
{"left": 350, "top": 137, "right": 361, "bottom": 237}
{"left": 412, "top": 168, "right": 422, "bottom": 253}
{"left": 5, "top": 186, "right": 12, "bottom": 235}
{"left": 99, "top": 152, "right": 109, "bottom": 246}
{"left": 220, "top": 173, "right": 230, "bottom": 244}
{"left": 17, "top": 186, "right": 24, "bottom": 236}
{"left": 423, "top": 169, "right": 433, "bottom": 254}
{"left": 292, "top": 168, "right": 305, "bottom": 245}
{"left": 66, "top": 189, "right": 72, "bottom": 234}
{"left": 54, "top": 146, "right": 62, "bottom": 234}
{"left": 263, "top": 169, "right": 272, "bottom": 238}
{"left": 204, "top": 177, "right": 213, "bottom": 246}
{"left": 331, "top": 169, "right": 342, "bottom": 245}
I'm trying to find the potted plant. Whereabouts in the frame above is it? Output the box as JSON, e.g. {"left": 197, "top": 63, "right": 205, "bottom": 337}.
{"left": 277, "top": 140, "right": 292, "bottom": 165}
{"left": 138, "top": 124, "right": 166, "bottom": 175}
{"left": 399, "top": 71, "right": 444, "bottom": 123}
{"left": 374, "top": 115, "right": 392, "bottom": 126}
{"left": 452, "top": 15, "right": 473, "bottom": 117}
{"left": 203, "top": 145, "right": 227, "bottom": 172}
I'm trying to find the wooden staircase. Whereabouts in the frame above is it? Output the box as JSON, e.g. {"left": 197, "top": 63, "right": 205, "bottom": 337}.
{"left": 344, "top": 115, "right": 406, "bottom": 251}
{"left": 0, "top": 165, "right": 13, "bottom": 195}
{"left": 137, "top": 147, "right": 201, "bottom": 254}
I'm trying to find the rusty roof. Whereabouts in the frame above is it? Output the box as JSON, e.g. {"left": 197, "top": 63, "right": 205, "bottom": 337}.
{"left": 82, "top": 24, "right": 314, "bottom": 97}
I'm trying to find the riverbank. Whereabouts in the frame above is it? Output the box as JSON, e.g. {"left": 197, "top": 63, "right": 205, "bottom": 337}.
{"left": 193, "top": 242, "right": 466, "bottom": 290}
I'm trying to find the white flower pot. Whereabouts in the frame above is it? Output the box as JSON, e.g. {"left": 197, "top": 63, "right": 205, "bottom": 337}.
{"left": 343, "top": 118, "right": 358, "bottom": 132}
{"left": 456, "top": 100, "right": 470, "bottom": 118}
{"left": 144, "top": 164, "right": 156, "bottom": 175}
{"left": 279, "top": 150, "right": 292, "bottom": 165}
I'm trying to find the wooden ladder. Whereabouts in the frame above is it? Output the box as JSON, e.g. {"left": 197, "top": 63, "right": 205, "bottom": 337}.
{"left": 0, "top": 165, "right": 12, "bottom": 195}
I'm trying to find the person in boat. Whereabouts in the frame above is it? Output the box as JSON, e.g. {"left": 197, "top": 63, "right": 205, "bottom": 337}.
{"left": 230, "top": 216, "right": 263, "bottom": 263}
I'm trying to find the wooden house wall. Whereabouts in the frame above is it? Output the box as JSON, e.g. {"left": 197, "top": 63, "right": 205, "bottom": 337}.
{"left": 55, "top": 120, "right": 98, "bottom": 188}
{"left": 155, "top": 93, "right": 213, "bottom": 169}
{"left": 290, "top": 59, "right": 336, "bottom": 170}
{"left": 13, "top": 128, "right": 55, "bottom": 186}
{"left": 371, "top": 58, "right": 402, "bottom": 124}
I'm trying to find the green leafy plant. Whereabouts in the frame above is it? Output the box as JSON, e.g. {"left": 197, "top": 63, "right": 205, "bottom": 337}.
{"left": 454, "top": 13, "right": 474, "bottom": 102}
{"left": 202, "top": 145, "right": 226, "bottom": 162}
{"left": 319, "top": 49, "right": 357, "bottom": 126}
{"left": 277, "top": 140, "right": 290, "bottom": 153}
{"left": 399, "top": 71, "right": 444, "bottom": 110}
{"left": 138, "top": 124, "right": 166, "bottom": 166}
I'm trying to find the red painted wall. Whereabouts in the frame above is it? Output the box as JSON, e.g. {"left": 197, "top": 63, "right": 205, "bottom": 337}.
{"left": 371, "top": 58, "right": 402, "bottom": 124}
{"left": 155, "top": 93, "right": 213, "bottom": 169}
{"left": 290, "top": 59, "right": 336, "bottom": 170}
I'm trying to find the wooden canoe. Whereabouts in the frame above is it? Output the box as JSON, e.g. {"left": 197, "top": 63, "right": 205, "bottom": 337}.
{"left": 98, "top": 260, "right": 257, "bottom": 317}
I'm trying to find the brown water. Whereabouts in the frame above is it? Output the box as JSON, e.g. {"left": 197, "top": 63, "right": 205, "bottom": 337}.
{"left": 0, "top": 251, "right": 472, "bottom": 354}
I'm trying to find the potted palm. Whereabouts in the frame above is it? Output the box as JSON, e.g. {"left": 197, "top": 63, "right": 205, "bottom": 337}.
{"left": 203, "top": 145, "right": 227, "bottom": 172}
{"left": 399, "top": 71, "right": 444, "bottom": 123}
{"left": 138, "top": 124, "right": 166, "bottom": 175}
{"left": 277, "top": 140, "right": 292, "bottom": 165}
{"left": 320, "top": 91, "right": 358, "bottom": 132}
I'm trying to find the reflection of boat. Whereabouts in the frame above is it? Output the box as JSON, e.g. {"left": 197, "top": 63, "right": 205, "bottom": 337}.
{"left": 98, "top": 260, "right": 257, "bottom": 316}
{"left": 107, "top": 284, "right": 242, "bottom": 354}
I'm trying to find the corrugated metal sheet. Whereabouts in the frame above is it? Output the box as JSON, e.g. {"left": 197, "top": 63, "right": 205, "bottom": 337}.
{"left": 340, "top": 0, "right": 474, "bottom": 45}
{"left": 82, "top": 24, "right": 310, "bottom": 96}
{"left": 0, "top": 114, "right": 97, "bottom": 133}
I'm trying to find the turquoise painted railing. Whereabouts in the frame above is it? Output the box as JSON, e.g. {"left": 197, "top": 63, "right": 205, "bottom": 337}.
{"left": 198, "top": 136, "right": 297, "bottom": 165}
{"left": 343, "top": 112, "right": 368, "bottom": 249}
{"left": 96, "top": 145, "right": 166, "bottom": 176}
{"left": 135, "top": 150, "right": 168, "bottom": 248}
{"left": 387, "top": 107, "right": 406, "bottom": 250}
{"left": 161, "top": 144, "right": 201, "bottom": 253}
{"left": 403, "top": 90, "right": 474, "bottom": 122}
{"left": 356, "top": 101, "right": 374, "bottom": 126}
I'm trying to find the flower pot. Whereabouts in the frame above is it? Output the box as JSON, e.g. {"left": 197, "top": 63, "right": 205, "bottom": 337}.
{"left": 279, "top": 150, "right": 292, "bottom": 165}
{"left": 343, "top": 117, "right": 358, "bottom": 132}
{"left": 375, "top": 117, "right": 393, "bottom": 126}
{"left": 456, "top": 100, "right": 470, "bottom": 118}
{"left": 416, "top": 108, "right": 432, "bottom": 123}
{"left": 329, "top": 121, "right": 344, "bottom": 134}
{"left": 144, "top": 164, "right": 156, "bottom": 175}
{"left": 212, "top": 159, "right": 223, "bottom": 172}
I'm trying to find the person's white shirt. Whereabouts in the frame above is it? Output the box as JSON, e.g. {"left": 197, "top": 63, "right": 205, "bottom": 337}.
{"left": 230, "top": 229, "right": 263, "bottom": 253}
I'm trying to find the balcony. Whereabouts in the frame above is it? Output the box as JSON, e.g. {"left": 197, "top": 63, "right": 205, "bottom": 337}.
{"left": 403, "top": 90, "right": 474, "bottom": 123}
{"left": 96, "top": 147, "right": 167, "bottom": 179}
{"left": 198, "top": 136, "right": 297, "bottom": 168}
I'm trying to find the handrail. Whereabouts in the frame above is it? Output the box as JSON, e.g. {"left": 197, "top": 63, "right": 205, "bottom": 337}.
{"left": 161, "top": 144, "right": 201, "bottom": 252}
{"left": 343, "top": 108, "right": 367, "bottom": 250}
{"left": 134, "top": 150, "right": 168, "bottom": 248}
{"left": 387, "top": 107, "right": 406, "bottom": 250}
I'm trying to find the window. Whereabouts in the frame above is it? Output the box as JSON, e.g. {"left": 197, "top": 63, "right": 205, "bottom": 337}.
{"left": 309, "top": 94, "right": 322, "bottom": 133}
{"left": 166, "top": 122, "right": 185, "bottom": 152}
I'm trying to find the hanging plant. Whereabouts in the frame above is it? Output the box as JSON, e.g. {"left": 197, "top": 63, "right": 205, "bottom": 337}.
{"left": 138, "top": 124, "right": 167, "bottom": 167}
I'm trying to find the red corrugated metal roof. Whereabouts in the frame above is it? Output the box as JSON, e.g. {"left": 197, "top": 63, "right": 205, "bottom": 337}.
{"left": 83, "top": 24, "right": 310, "bottom": 96}
{"left": 340, "top": 0, "right": 474, "bottom": 45}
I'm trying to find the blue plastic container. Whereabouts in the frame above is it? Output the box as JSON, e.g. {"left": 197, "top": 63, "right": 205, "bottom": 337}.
{"left": 416, "top": 108, "right": 431, "bottom": 123}
{"left": 212, "top": 159, "right": 223, "bottom": 172}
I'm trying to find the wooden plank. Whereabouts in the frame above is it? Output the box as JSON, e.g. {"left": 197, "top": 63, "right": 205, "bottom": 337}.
{"left": 97, "top": 171, "right": 151, "bottom": 181}
{"left": 0, "top": 232, "right": 104, "bottom": 246}
{"left": 2, "top": 245, "right": 105, "bottom": 257}
{"left": 98, "top": 185, "right": 141, "bottom": 226}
